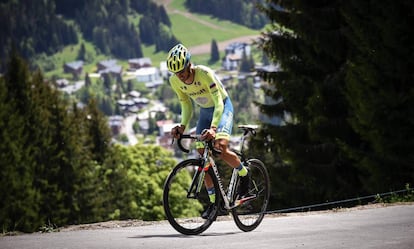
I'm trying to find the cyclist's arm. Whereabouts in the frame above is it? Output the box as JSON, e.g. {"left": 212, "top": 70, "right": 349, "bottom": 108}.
{"left": 170, "top": 78, "right": 193, "bottom": 129}
{"left": 207, "top": 74, "right": 225, "bottom": 128}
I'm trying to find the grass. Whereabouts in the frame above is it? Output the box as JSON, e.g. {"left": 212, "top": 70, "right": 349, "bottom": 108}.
{"left": 169, "top": 12, "right": 258, "bottom": 46}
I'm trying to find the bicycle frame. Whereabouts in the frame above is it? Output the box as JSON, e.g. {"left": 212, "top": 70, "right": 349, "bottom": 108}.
{"left": 184, "top": 146, "right": 237, "bottom": 207}
{"left": 182, "top": 125, "right": 258, "bottom": 210}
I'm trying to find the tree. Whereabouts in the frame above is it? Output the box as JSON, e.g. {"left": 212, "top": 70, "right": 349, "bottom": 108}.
{"left": 239, "top": 50, "right": 254, "bottom": 72}
{"left": 155, "top": 23, "right": 180, "bottom": 52}
{"left": 0, "top": 0, "right": 78, "bottom": 66}
{"left": 0, "top": 52, "right": 41, "bottom": 232}
{"left": 77, "top": 43, "right": 86, "bottom": 61}
{"left": 254, "top": 0, "right": 361, "bottom": 209}
{"left": 85, "top": 73, "right": 92, "bottom": 87}
{"left": 254, "top": 0, "right": 414, "bottom": 210}
{"left": 98, "top": 144, "right": 178, "bottom": 221}
{"left": 209, "top": 39, "right": 220, "bottom": 63}
{"left": 84, "top": 98, "right": 112, "bottom": 164}
{"left": 341, "top": 1, "right": 414, "bottom": 192}
{"left": 0, "top": 52, "right": 119, "bottom": 231}
{"left": 158, "top": 5, "right": 171, "bottom": 27}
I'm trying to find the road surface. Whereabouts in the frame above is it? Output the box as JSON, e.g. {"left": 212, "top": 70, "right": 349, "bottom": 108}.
{"left": 1, "top": 204, "right": 413, "bottom": 249}
{"left": 121, "top": 114, "right": 138, "bottom": 146}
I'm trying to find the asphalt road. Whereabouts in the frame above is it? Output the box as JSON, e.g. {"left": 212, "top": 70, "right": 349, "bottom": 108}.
{"left": 1, "top": 204, "right": 413, "bottom": 249}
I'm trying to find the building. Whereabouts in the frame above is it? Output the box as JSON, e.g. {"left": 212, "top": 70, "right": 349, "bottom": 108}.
{"left": 224, "top": 42, "right": 251, "bottom": 57}
{"left": 97, "top": 59, "right": 122, "bottom": 77}
{"left": 222, "top": 42, "right": 251, "bottom": 71}
{"left": 128, "top": 57, "right": 152, "bottom": 70}
{"left": 135, "top": 67, "right": 161, "bottom": 83}
{"left": 222, "top": 53, "right": 242, "bottom": 71}
{"left": 63, "top": 61, "right": 83, "bottom": 76}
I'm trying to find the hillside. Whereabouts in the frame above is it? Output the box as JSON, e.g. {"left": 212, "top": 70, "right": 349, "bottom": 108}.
{"left": 0, "top": 0, "right": 263, "bottom": 74}
{"left": 156, "top": 0, "right": 261, "bottom": 52}
{"left": 152, "top": 0, "right": 262, "bottom": 64}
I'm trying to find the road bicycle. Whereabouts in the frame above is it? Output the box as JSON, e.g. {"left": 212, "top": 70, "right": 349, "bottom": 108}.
{"left": 163, "top": 125, "right": 270, "bottom": 235}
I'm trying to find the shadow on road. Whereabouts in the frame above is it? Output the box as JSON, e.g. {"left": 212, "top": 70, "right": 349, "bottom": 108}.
{"left": 129, "top": 231, "right": 240, "bottom": 239}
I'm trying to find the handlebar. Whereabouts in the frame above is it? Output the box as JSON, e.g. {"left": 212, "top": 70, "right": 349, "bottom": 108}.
{"left": 174, "top": 134, "right": 221, "bottom": 155}
{"left": 174, "top": 125, "right": 259, "bottom": 154}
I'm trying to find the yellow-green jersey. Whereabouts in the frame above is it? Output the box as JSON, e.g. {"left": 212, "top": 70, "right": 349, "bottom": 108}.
{"left": 169, "top": 65, "right": 229, "bottom": 128}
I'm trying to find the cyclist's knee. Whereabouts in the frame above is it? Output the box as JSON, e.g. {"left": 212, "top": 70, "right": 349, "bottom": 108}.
{"left": 214, "top": 139, "right": 229, "bottom": 153}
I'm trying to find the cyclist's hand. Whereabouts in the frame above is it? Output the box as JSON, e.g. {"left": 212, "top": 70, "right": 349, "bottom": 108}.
{"left": 201, "top": 128, "right": 216, "bottom": 141}
{"left": 171, "top": 125, "right": 185, "bottom": 139}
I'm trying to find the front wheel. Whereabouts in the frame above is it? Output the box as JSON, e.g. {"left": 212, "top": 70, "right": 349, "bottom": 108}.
{"left": 163, "top": 159, "right": 218, "bottom": 235}
{"left": 232, "top": 159, "right": 270, "bottom": 232}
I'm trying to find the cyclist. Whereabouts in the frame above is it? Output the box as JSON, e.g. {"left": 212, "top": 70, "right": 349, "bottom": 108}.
{"left": 167, "top": 44, "right": 250, "bottom": 219}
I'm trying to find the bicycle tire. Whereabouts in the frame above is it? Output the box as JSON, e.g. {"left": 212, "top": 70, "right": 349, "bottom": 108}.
{"left": 232, "top": 159, "right": 270, "bottom": 232}
{"left": 163, "top": 159, "right": 219, "bottom": 235}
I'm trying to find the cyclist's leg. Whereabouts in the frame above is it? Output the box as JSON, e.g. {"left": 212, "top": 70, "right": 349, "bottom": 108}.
{"left": 196, "top": 108, "right": 215, "bottom": 201}
{"left": 215, "top": 98, "right": 247, "bottom": 176}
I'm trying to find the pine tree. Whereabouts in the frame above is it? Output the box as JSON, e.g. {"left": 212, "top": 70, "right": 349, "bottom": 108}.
{"left": 255, "top": 0, "right": 361, "bottom": 208}
{"left": 0, "top": 50, "right": 45, "bottom": 232}
{"left": 0, "top": 51, "right": 116, "bottom": 231}
{"left": 85, "top": 73, "right": 92, "bottom": 87}
{"left": 210, "top": 39, "right": 220, "bottom": 63}
{"left": 84, "top": 98, "right": 112, "bottom": 164}
{"left": 342, "top": 1, "right": 414, "bottom": 192}
{"left": 0, "top": 63, "right": 41, "bottom": 232}
{"left": 77, "top": 42, "right": 86, "bottom": 61}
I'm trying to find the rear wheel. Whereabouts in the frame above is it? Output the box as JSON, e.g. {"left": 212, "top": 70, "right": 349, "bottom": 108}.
{"left": 163, "top": 159, "right": 218, "bottom": 235}
{"left": 232, "top": 159, "right": 270, "bottom": 232}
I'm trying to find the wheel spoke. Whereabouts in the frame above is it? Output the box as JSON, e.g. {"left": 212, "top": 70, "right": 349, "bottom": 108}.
{"left": 232, "top": 160, "right": 270, "bottom": 232}
{"left": 163, "top": 159, "right": 217, "bottom": 235}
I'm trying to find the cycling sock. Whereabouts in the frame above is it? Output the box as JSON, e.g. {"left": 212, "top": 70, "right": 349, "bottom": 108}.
{"left": 237, "top": 164, "right": 248, "bottom": 177}
{"left": 207, "top": 187, "right": 216, "bottom": 203}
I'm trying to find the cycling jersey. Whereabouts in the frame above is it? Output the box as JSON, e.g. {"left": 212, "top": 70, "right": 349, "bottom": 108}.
{"left": 169, "top": 65, "right": 229, "bottom": 128}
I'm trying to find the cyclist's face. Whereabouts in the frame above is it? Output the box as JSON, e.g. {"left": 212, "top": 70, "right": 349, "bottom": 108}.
{"left": 175, "top": 66, "right": 191, "bottom": 83}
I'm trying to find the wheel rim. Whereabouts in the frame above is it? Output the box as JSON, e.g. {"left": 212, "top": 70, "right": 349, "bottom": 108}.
{"left": 232, "top": 161, "right": 269, "bottom": 230}
{"left": 163, "top": 160, "right": 215, "bottom": 235}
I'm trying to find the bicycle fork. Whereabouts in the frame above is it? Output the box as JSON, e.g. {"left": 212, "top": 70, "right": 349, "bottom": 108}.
{"left": 186, "top": 160, "right": 208, "bottom": 199}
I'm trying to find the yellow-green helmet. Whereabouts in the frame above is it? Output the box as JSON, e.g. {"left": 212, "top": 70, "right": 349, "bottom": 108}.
{"left": 166, "top": 44, "right": 191, "bottom": 73}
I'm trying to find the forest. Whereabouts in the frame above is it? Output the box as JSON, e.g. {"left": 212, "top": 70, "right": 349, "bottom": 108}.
{"left": 0, "top": 0, "right": 264, "bottom": 72}
{"left": 0, "top": 51, "right": 193, "bottom": 232}
{"left": 0, "top": 0, "right": 178, "bottom": 71}
{"left": 251, "top": 0, "right": 414, "bottom": 208}
{"left": 1, "top": 0, "right": 413, "bottom": 233}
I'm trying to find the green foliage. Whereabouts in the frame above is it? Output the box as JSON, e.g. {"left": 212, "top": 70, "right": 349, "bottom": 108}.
{"left": 239, "top": 51, "right": 255, "bottom": 72}
{"left": 254, "top": 0, "right": 414, "bottom": 210}
{"left": 0, "top": 0, "right": 78, "bottom": 67}
{"left": 342, "top": 0, "right": 414, "bottom": 192}
{"left": 209, "top": 39, "right": 220, "bottom": 63}
{"left": 99, "top": 144, "right": 177, "bottom": 221}
{"left": 75, "top": 0, "right": 142, "bottom": 59}
{"left": 39, "top": 220, "right": 59, "bottom": 233}
{"left": 375, "top": 184, "right": 414, "bottom": 203}
{"left": 1, "top": 0, "right": 181, "bottom": 69}
{"left": 0, "top": 53, "right": 181, "bottom": 232}
{"left": 0, "top": 52, "right": 41, "bottom": 232}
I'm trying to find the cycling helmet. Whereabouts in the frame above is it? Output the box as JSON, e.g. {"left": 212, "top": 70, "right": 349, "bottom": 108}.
{"left": 166, "top": 44, "right": 191, "bottom": 73}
